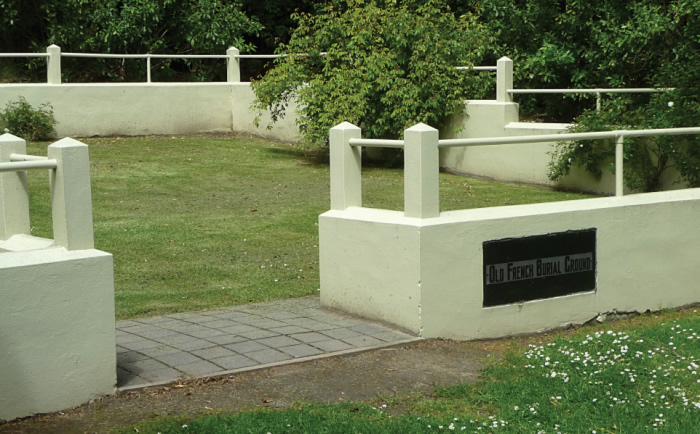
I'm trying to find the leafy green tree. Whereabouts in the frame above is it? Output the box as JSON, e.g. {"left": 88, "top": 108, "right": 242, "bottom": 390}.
{"left": 0, "top": 0, "right": 263, "bottom": 82}
{"left": 454, "top": 0, "right": 699, "bottom": 121}
{"left": 251, "top": 0, "right": 492, "bottom": 148}
{"left": 545, "top": 0, "right": 700, "bottom": 192}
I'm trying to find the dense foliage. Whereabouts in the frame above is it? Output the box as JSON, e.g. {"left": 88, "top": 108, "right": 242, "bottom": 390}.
{"left": 549, "top": 93, "right": 700, "bottom": 192}
{"left": 531, "top": 0, "right": 700, "bottom": 191}
{"left": 251, "top": 0, "right": 492, "bottom": 148}
{"left": 456, "top": 0, "right": 700, "bottom": 122}
{"left": 0, "top": 0, "right": 262, "bottom": 82}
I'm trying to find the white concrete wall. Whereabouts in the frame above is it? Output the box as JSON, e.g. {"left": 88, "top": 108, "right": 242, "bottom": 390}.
{"left": 0, "top": 240, "right": 116, "bottom": 421}
{"left": 320, "top": 189, "right": 700, "bottom": 340}
{"left": 0, "top": 83, "right": 299, "bottom": 142}
{"left": 442, "top": 101, "right": 579, "bottom": 188}
{"left": 319, "top": 208, "right": 422, "bottom": 332}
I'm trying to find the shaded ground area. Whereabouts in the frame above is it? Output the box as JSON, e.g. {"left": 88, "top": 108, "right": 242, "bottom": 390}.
{"left": 0, "top": 339, "right": 504, "bottom": 433}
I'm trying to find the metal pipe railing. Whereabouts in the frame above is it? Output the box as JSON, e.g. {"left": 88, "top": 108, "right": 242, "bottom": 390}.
{"left": 0, "top": 159, "right": 57, "bottom": 173}
{"left": 456, "top": 66, "right": 497, "bottom": 71}
{"left": 439, "top": 127, "right": 700, "bottom": 197}
{"left": 508, "top": 87, "right": 675, "bottom": 111}
{"left": 0, "top": 53, "right": 50, "bottom": 58}
{"left": 10, "top": 154, "right": 49, "bottom": 161}
{"left": 62, "top": 53, "right": 228, "bottom": 59}
{"left": 348, "top": 138, "right": 404, "bottom": 148}
{"left": 342, "top": 126, "right": 700, "bottom": 199}
{"left": 508, "top": 88, "right": 674, "bottom": 95}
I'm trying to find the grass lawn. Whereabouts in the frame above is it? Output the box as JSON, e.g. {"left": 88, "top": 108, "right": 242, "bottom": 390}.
{"left": 25, "top": 134, "right": 592, "bottom": 320}
{"left": 116, "top": 307, "right": 699, "bottom": 433}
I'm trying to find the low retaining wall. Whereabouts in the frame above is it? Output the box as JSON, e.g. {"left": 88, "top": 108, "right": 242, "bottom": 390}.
{"left": 0, "top": 83, "right": 685, "bottom": 194}
{"left": 320, "top": 122, "right": 700, "bottom": 340}
{"left": 320, "top": 189, "right": 700, "bottom": 340}
{"left": 0, "top": 82, "right": 299, "bottom": 142}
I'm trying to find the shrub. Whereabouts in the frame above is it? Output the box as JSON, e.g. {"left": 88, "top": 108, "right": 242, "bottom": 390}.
{"left": 251, "top": 0, "right": 492, "bottom": 149}
{"left": 548, "top": 93, "right": 700, "bottom": 192}
{"left": 0, "top": 96, "right": 57, "bottom": 141}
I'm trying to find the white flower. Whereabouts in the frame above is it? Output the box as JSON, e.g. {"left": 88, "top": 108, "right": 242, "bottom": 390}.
{"left": 668, "top": 101, "right": 674, "bottom": 108}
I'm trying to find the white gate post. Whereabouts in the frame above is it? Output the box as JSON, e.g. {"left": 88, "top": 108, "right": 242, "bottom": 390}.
{"left": 227, "top": 47, "right": 240, "bottom": 83}
{"left": 329, "top": 122, "right": 362, "bottom": 210}
{"left": 497, "top": 56, "right": 513, "bottom": 103}
{"left": 48, "top": 138, "right": 94, "bottom": 250}
{"left": 47, "top": 44, "right": 62, "bottom": 84}
{"left": 0, "top": 134, "right": 30, "bottom": 240}
{"left": 404, "top": 123, "right": 439, "bottom": 218}
{"left": 615, "top": 135, "right": 624, "bottom": 197}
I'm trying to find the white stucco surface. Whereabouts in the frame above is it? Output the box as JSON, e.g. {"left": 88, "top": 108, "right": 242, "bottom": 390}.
{"left": 0, "top": 244, "right": 116, "bottom": 421}
{"left": 320, "top": 189, "right": 700, "bottom": 340}
{"left": 0, "top": 82, "right": 299, "bottom": 141}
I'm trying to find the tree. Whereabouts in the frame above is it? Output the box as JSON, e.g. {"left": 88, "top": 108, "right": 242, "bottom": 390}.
{"left": 544, "top": 0, "right": 700, "bottom": 192}
{"left": 453, "top": 0, "right": 699, "bottom": 122}
{"left": 251, "top": 0, "right": 492, "bottom": 148}
{"left": 0, "top": 1, "right": 263, "bottom": 82}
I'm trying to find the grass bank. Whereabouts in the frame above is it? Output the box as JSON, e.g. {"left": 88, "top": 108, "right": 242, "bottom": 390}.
{"left": 26, "top": 134, "right": 592, "bottom": 320}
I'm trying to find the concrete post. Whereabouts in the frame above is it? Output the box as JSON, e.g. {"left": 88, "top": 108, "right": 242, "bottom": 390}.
{"left": 329, "top": 122, "right": 362, "bottom": 210}
{"left": 47, "top": 44, "right": 62, "bottom": 84}
{"left": 48, "top": 138, "right": 94, "bottom": 250}
{"left": 615, "top": 135, "right": 624, "bottom": 197}
{"left": 227, "top": 47, "right": 240, "bottom": 83}
{"left": 496, "top": 56, "right": 513, "bottom": 103}
{"left": 0, "top": 134, "right": 30, "bottom": 240}
{"left": 403, "top": 123, "right": 439, "bottom": 219}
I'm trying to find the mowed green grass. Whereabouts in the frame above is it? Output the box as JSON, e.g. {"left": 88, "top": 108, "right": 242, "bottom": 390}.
{"left": 25, "top": 134, "right": 592, "bottom": 320}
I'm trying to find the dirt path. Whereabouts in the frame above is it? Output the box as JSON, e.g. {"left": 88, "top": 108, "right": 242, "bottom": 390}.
{"left": 0, "top": 339, "right": 506, "bottom": 433}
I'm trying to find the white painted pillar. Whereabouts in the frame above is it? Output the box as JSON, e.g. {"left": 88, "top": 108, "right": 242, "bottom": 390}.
{"left": 329, "top": 122, "right": 362, "bottom": 210}
{"left": 615, "top": 135, "right": 624, "bottom": 197}
{"left": 47, "top": 44, "right": 62, "bottom": 84}
{"left": 0, "top": 134, "right": 30, "bottom": 240}
{"left": 48, "top": 138, "right": 94, "bottom": 250}
{"left": 403, "top": 123, "right": 439, "bottom": 218}
{"left": 497, "top": 56, "right": 513, "bottom": 103}
{"left": 227, "top": 47, "right": 240, "bottom": 83}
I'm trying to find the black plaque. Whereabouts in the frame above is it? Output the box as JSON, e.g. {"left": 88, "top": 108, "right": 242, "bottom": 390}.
{"left": 483, "top": 229, "right": 596, "bottom": 307}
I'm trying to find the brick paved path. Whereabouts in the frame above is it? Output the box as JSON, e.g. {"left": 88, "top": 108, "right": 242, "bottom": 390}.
{"left": 116, "top": 297, "right": 420, "bottom": 390}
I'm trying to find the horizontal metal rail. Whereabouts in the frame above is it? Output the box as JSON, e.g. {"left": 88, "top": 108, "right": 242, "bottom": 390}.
{"left": 509, "top": 88, "right": 674, "bottom": 95}
{"left": 350, "top": 127, "right": 700, "bottom": 149}
{"left": 348, "top": 138, "right": 404, "bottom": 148}
{"left": 235, "top": 52, "right": 329, "bottom": 59}
{"left": 10, "top": 154, "right": 49, "bottom": 162}
{"left": 456, "top": 66, "right": 497, "bottom": 71}
{"left": 236, "top": 54, "right": 285, "bottom": 59}
{"left": 348, "top": 127, "right": 700, "bottom": 198}
{"left": 0, "top": 159, "right": 57, "bottom": 173}
{"left": 0, "top": 53, "right": 50, "bottom": 58}
{"left": 437, "top": 127, "right": 700, "bottom": 148}
{"left": 62, "top": 53, "right": 228, "bottom": 59}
